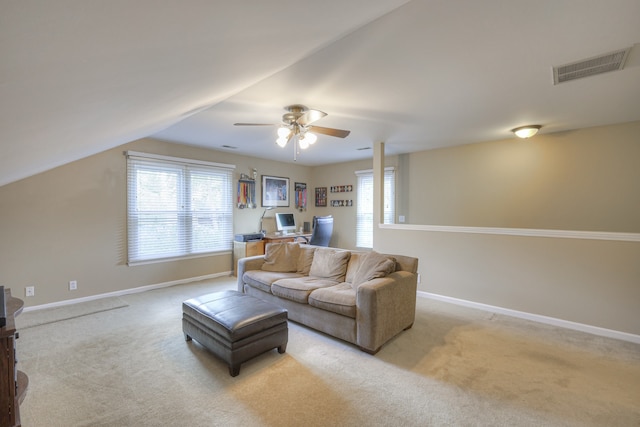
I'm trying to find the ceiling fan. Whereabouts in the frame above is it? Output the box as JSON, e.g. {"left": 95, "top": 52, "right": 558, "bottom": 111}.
{"left": 234, "top": 104, "right": 350, "bottom": 160}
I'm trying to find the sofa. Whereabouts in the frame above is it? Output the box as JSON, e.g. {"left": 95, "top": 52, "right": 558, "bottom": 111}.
{"left": 237, "top": 242, "right": 419, "bottom": 354}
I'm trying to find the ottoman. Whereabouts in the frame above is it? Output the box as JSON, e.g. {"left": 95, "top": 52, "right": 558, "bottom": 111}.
{"left": 182, "top": 290, "right": 288, "bottom": 376}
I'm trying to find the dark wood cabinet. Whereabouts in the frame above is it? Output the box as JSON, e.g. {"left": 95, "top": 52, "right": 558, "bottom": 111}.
{"left": 1, "top": 288, "right": 27, "bottom": 427}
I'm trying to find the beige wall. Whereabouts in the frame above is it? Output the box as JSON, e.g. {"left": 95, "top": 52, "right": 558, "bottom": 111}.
{"left": 374, "top": 121, "right": 640, "bottom": 336}
{"left": 0, "top": 138, "right": 313, "bottom": 307}
{"left": 378, "top": 228, "right": 640, "bottom": 335}
{"left": 309, "top": 155, "right": 402, "bottom": 250}
{"left": 1, "top": 122, "right": 638, "bottom": 337}
{"left": 310, "top": 158, "right": 380, "bottom": 249}
{"left": 401, "top": 121, "right": 640, "bottom": 232}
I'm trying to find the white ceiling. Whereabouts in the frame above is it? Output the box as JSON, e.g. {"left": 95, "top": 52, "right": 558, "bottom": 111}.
{"left": 2, "top": 0, "right": 640, "bottom": 186}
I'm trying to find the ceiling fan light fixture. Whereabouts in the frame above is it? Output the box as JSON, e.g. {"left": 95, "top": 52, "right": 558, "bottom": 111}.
{"left": 303, "top": 132, "right": 317, "bottom": 145}
{"left": 512, "top": 125, "right": 542, "bottom": 139}
{"left": 277, "top": 126, "right": 291, "bottom": 138}
{"left": 235, "top": 104, "right": 350, "bottom": 160}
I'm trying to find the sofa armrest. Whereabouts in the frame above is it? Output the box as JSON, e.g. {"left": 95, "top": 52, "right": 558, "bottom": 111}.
{"left": 236, "top": 255, "right": 266, "bottom": 292}
{"left": 355, "top": 270, "right": 417, "bottom": 353}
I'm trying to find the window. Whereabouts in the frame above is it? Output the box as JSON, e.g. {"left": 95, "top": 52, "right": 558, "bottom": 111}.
{"left": 355, "top": 168, "right": 395, "bottom": 248}
{"left": 126, "top": 152, "right": 234, "bottom": 264}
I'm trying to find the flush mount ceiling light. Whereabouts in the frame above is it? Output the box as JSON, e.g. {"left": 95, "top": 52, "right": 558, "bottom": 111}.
{"left": 235, "top": 105, "right": 350, "bottom": 161}
{"left": 512, "top": 125, "right": 542, "bottom": 139}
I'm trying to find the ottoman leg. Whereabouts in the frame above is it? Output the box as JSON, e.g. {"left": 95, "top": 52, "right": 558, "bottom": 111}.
{"left": 229, "top": 364, "right": 241, "bottom": 377}
{"left": 184, "top": 333, "right": 192, "bottom": 341}
{"left": 278, "top": 343, "right": 287, "bottom": 354}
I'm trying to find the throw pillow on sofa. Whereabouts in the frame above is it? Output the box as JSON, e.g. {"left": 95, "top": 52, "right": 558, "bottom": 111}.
{"left": 309, "top": 248, "right": 351, "bottom": 282}
{"left": 261, "top": 242, "right": 301, "bottom": 272}
{"left": 350, "top": 251, "right": 396, "bottom": 288}
{"left": 296, "top": 245, "right": 316, "bottom": 275}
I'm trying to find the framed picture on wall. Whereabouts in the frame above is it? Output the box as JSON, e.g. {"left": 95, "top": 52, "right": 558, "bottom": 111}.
{"left": 295, "top": 182, "right": 307, "bottom": 211}
{"left": 315, "top": 187, "right": 327, "bottom": 207}
{"left": 262, "top": 175, "right": 289, "bottom": 207}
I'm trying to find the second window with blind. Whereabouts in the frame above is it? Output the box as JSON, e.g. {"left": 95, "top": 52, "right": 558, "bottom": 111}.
{"left": 355, "top": 168, "right": 395, "bottom": 248}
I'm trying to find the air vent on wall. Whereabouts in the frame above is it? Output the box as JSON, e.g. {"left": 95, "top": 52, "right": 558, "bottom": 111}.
{"left": 553, "top": 47, "right": 631, "bottom": 85}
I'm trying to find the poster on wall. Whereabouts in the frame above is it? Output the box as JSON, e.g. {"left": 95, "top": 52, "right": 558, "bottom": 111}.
{"left": 295, "top": 182, "right": 307, "bottom": 211}
{"left": 262, "top": 175, "right": 289, "bottom": 207}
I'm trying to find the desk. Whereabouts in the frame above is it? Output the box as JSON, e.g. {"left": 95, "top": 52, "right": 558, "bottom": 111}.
{"left": 233, "top": 240, "right": 265, "bottom": 276}
{"left": 263, "top": 233, "right": 312, "bottom": 245}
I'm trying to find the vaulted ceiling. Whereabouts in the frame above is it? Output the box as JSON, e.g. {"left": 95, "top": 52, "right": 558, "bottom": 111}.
{"left": 2, "top": 0, "right": 639, "bottom": 186}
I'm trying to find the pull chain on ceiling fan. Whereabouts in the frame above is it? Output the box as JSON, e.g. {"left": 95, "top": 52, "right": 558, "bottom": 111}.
{"left": 234, "top": 104, "right": 351, "bottom": 160}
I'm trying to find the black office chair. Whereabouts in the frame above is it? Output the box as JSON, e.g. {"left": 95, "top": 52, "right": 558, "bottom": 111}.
{"left": 299, "top": 215, "right": 333, "bottom": 247}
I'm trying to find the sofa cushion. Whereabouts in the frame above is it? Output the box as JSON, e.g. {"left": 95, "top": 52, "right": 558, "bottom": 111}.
{"left": 345, "top": 252, "right": 367, "bottom": 284}
{"left": 271, "top": 276, "right": 340, "bottom": 304}
{"left": 309, "top": 283, "right": 356, "bottom": 318}
{"left": 350, "top": 251, "right": 396, "bottom": 288}
{"left": 261, "top": 242, "right": 300, "bottom": 273}
{"left": 243, "top": 270, "right": 304, "bottom": 293}
{"left": 296, "top": 245, "right": 316, "bottom": 275}
{"left": 309, "top": 248, "right": 351, "bottom": 282}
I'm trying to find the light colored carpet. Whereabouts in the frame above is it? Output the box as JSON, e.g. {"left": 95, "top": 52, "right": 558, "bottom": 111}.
{"left": 17, "top": 296, "right": 128, "bottom": 329}
{"left": 15, "top": 277, "right": 640, "bottom": 426}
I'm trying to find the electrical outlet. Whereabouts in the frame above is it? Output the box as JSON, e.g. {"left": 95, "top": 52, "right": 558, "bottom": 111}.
{"left": 25, "top": 286, "right": 35, "bottom": 297}
{"left": 417, "top": 273, "right": 421, "bottom": 283}
{"left": 69, "top": 280, "right": 78, "bottom": 291}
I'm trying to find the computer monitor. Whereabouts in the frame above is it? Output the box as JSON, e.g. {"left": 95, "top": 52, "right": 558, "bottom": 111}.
{"left": 275, "top": 212, "right": 296, "bottom": 233}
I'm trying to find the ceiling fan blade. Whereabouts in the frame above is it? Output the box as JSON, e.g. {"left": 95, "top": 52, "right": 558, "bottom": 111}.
{"left": 308, "top": 126, "right": 351, "bottom": 138}
{"left": 233, "top": 123, "right": 276, "bottom": 126}
{"left": 297, "top": 109, "right": 327, "bottom": 126}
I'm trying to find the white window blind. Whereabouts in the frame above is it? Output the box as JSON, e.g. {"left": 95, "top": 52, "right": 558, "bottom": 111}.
{"left": 126, "top": 152, "right": 235, "bottom": 264}
{"left": 356, "top": 168, "right": 395, "bottom": 248}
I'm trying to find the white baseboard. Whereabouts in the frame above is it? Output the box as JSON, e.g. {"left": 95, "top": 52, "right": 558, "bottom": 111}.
{"left": 23, "top": 271, "right": 233, "bottom": 312}
{"left": 418, "top": 291, "right": 640, "bottom": 345}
